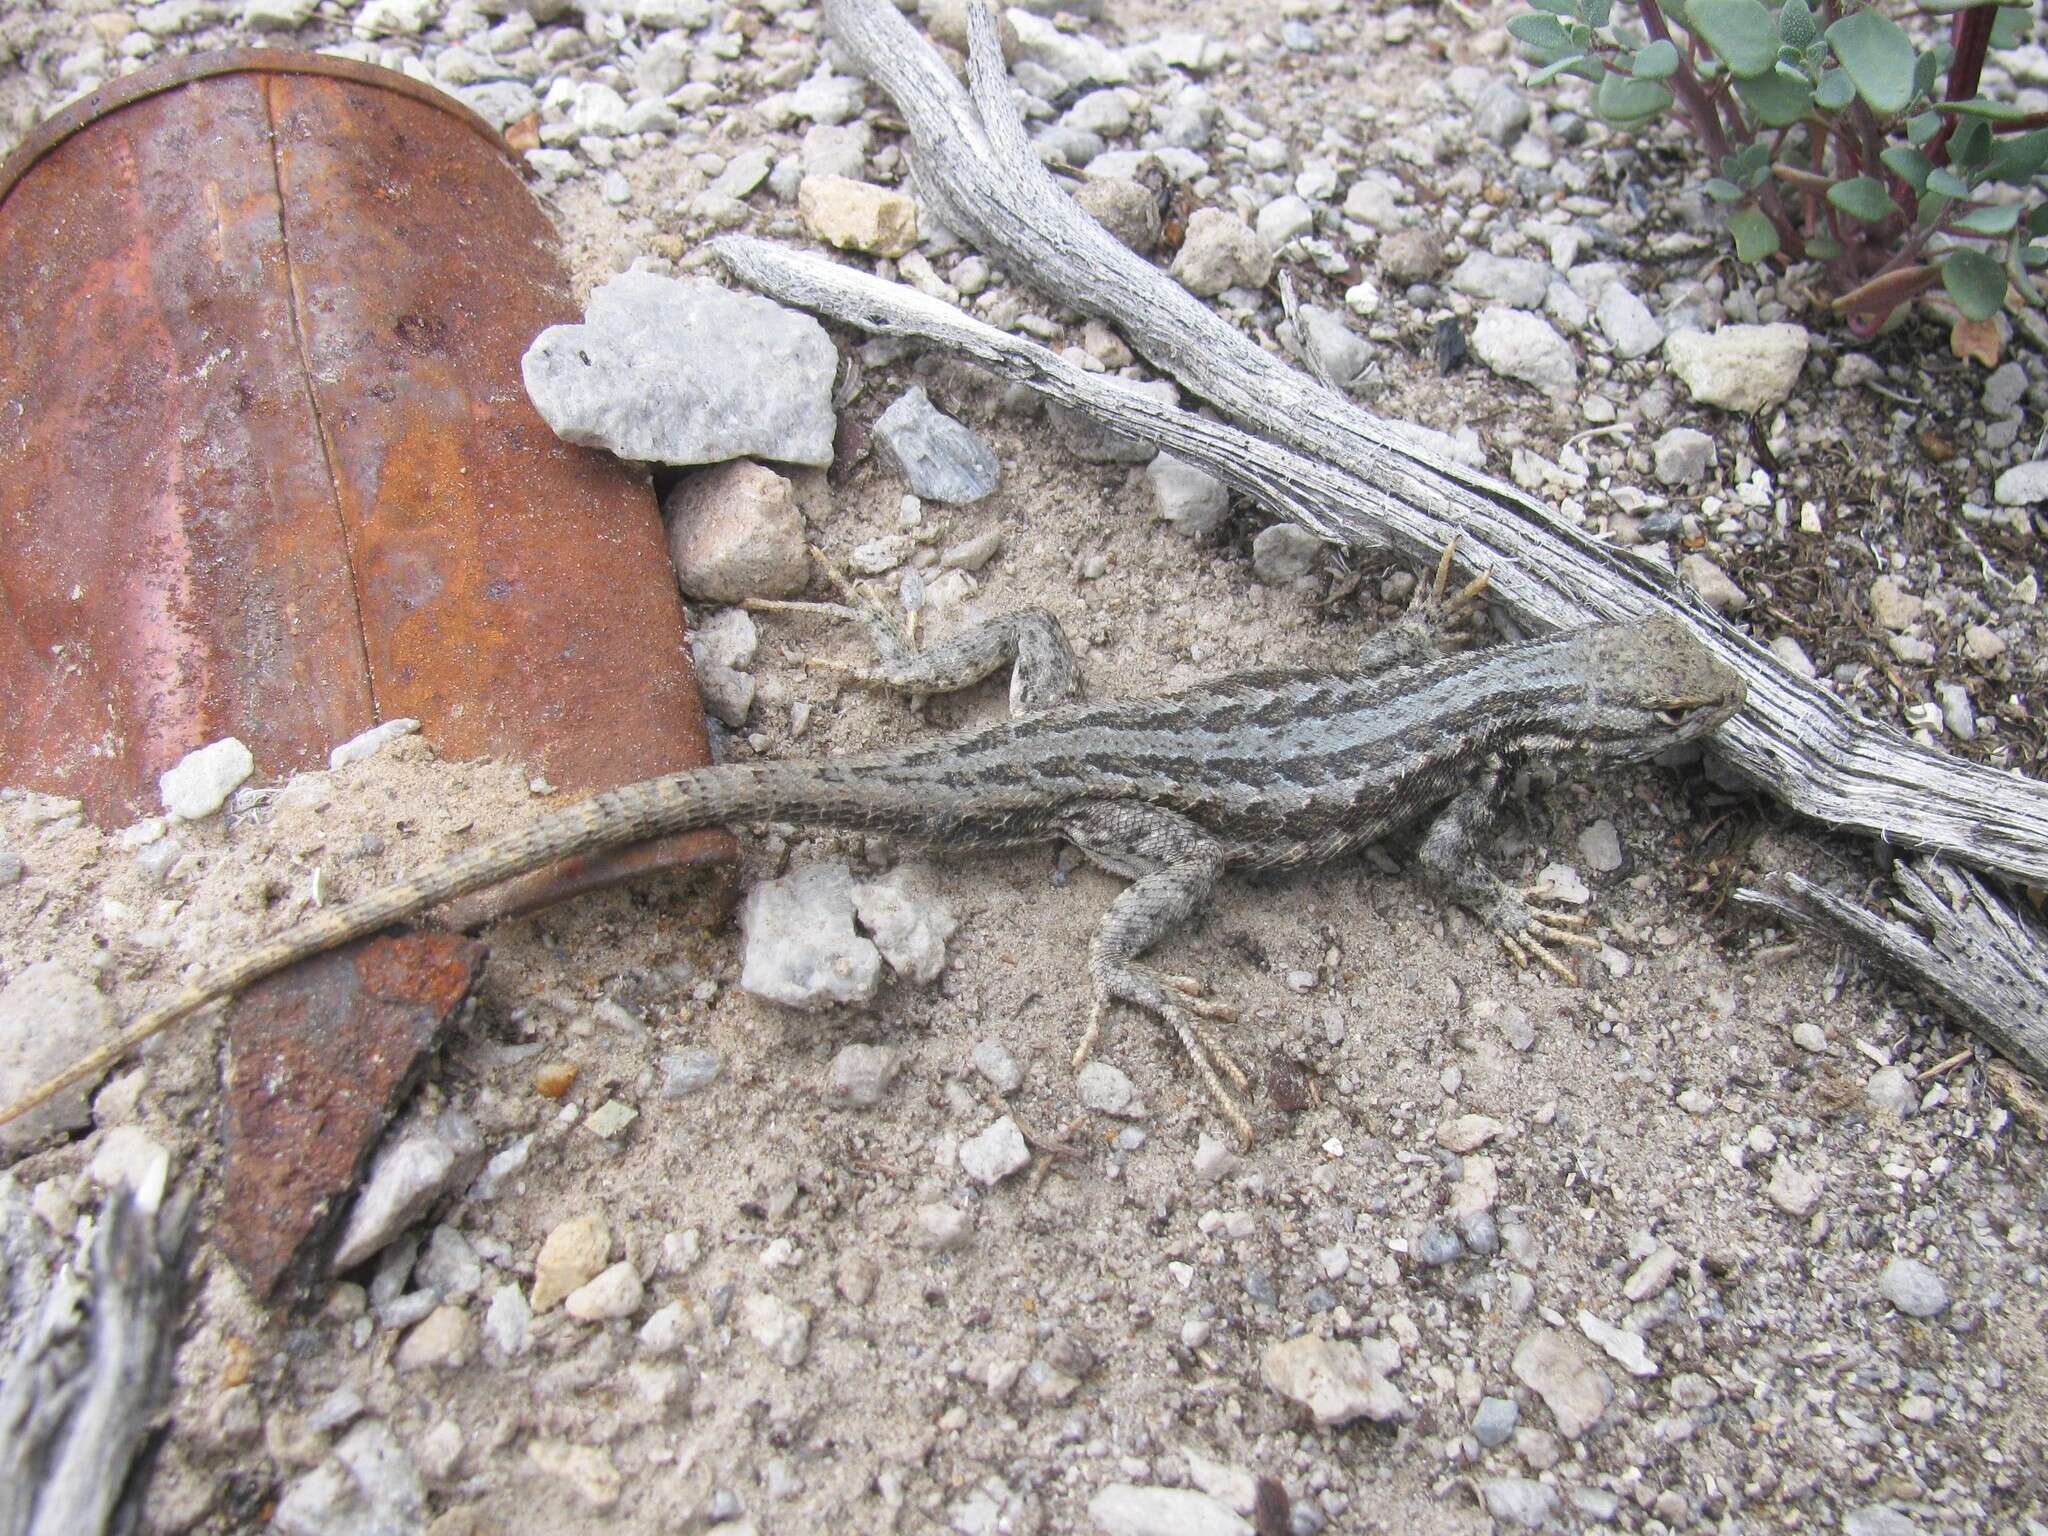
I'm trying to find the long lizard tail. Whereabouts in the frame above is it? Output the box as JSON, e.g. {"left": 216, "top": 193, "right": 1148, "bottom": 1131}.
{"left": 0, "top": 760, "right": 865, "bottom": 1130}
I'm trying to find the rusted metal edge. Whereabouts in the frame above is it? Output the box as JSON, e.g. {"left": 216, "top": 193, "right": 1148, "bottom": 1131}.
{"left": 0, "top": 47, "right": 516, "bottom": 208}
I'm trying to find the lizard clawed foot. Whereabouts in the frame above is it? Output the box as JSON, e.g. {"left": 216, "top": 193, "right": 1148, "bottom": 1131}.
{"left": 1080, "top": 967, "right": 1255, "bottom": 1149}
{"left": 1413, "top": 535, "right": 1495, "bottom": 633}
{"left": 1160, "top": 973, "right": 1241, "bottom": 1021}
{"left": 1490, "top": 886, "right": 1602, "bottom": 983}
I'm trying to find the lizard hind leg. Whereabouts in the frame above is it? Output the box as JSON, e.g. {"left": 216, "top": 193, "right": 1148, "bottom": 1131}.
{"left": 1062, "top": 803, "right": 1254, "bottom": 1147}
{"left": 755, "top": 550, "right": 1080, "bottom": 714}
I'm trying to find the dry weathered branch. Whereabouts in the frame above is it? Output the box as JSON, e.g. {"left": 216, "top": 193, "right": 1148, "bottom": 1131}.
{"left": 1737, "top": 863, "right": 2048, "bottom": 1082}
{"left": 788, "top": 0, "right": 2048, "bottom": 891}
{"left": 0, "top": 1165, "right": 194, "bottom": 1536}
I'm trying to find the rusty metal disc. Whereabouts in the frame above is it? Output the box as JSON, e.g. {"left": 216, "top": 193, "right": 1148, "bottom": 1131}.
{"left": 0, "top": 49, "right": 734, "bottom": 910}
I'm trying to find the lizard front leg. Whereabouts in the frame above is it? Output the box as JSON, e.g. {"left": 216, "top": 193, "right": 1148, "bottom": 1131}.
{"left": 1354, "top": 536, "right": 1495, "bottom": 674}
{"left": 1412, "top": 758, "right": 1601, "bottom": 982}
{"left": 1060, "top": 802, "right": 1253, "bottom": 1147}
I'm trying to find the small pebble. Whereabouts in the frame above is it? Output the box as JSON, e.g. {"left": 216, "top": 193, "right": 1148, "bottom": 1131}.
{"left": 1878, "top": 1257, "right": 1949, "bottom": 1318}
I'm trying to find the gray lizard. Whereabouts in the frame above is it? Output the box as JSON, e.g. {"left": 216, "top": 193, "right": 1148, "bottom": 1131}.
{"left": 0, "top": 549, "right": 1745, "bottom": 1144}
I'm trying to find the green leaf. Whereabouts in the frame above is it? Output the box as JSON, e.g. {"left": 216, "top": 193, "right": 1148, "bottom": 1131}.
{"left": 1736, "top": 69, "right": 1814, "bottom": 127}
{"left": 1704, "top": 176, "right": 1747, "bottom": 202}
{"left": 1946, "top": 96, "right": 2025, "bottom": 120}
{"left": 1880, "top": 145, "right": 1934, "bottom": 192}
{"left": 1906, "top": 111, "right": 1941, "bottom": 146}
{"left": 1989, "top": 129, "right": 2048, "bottom": 185}
{"left": 1812, "top": 68, "right": 1856, "bottom": 112}
{"left": 1595, "top": 72, "right": 1676, "bottom": 122}
{"left": 2028, "top": 203, "right": 2048, "bottom": 237}
{"left": 1827, "top": 176, "right": 1901, "bottom": 222}
{"left": 1583, "top": 0, "right": 1614, "bottom": 25}
{"left": 1927, "top": 167, "right": 1972, "bottom": 199}
{"left": 1919, "top": 190, "right": 1954, "bottom": 227}
{"left": 1918, "top": 0, "right": 2009, "bottom": 11}
{"left": 1688, "top": 0, "right": 1780, "bottom": 77}
{"left": 2024, "top": 242, "right": 2048, "bottom": 269}
{"left": 1530, "top": 53, "right": 1590, "bottom": 85}
{"left": 1942, "top": 247, "right": 2008, "bottom": 319}
{"left": 1632, "top": 38, "right": 1681, "bottom": 78}
{"left": 1954, "top": 119, "right": 1992, "bottom": 169}
{"left": 1527, "top": 0, "right": 1579, "bottom": 15}
{"left": 1805, "top": 234, "right": 1844, "bottom": 260}
{"left": 1954, "top": 202, "right": 2023, "bottom": 235}
{"left": 1991, "top": 5, "right": 2029, "bottom": 48}
{"left": 1826, "top": 10, "right": 1918, "bottom": 115}
{"left": 1778, "top": 0, "right": 1817, "bottom": 49}
{"left": 1912, "top": 50, "right": 1941, "bottom": 102}
{"left": 1509, "top": 12, "right": 1576, "bottom": 53}
{"left": 1725, "top": 143, "right": 1771, "bottom": 182}
{"left": 1728, "top": 206, "right": 1782, "bottom": 261}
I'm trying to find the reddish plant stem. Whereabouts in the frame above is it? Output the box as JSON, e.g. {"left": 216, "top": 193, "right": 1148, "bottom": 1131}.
{"left": 1634, "top": 0, "right": 1729, "bottom": 162}
{"left": 1930, "top": 6, "right": 1995, "bottom": 166}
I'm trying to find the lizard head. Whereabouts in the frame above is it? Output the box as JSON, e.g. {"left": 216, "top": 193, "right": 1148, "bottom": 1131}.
{"left": 1566, "top": 614, "right": 1746, "bottom": 756}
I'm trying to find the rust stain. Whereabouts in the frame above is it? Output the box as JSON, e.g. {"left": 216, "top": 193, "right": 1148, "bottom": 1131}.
{"left": 218, "top": 927, "right": 486, "bottom": 1301}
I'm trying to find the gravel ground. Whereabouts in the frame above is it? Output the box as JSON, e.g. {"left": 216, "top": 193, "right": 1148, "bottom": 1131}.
{"left": 2, "top": 1, "right": 2046, "bottom": 1534}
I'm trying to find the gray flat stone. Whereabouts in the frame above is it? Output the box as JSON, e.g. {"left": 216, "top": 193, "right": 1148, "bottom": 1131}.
{"left": 872, "top": 386, "right": 1000, "bottom": 504}
{"left": 523, "top": 272, "right": 837, "bottom": 467}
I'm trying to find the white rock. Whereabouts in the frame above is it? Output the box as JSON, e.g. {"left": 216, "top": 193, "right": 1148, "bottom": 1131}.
{"left": 742, "top": 1292, "right": 811, "bottom": 1366}
{"left": 329, "top": 718, "right": 419, "bottom": 771}
{"left": 827, "top": 1042, "right": 901, "bottom": 1107}
{"left": 1596, "top": 283, "right": 1664, "bottom": 359}
{"left": 272, "top": 1420, "right": 425, "bottom": 1536}
{"left": 1577, "top": 1309, "right": 1658, "bottom": 1376}
{"left": 1261, "top": 1334, "right": 1411, "bottom": 1425}
{"left": 1077, "top": 1060, "right": 1144, "bottom": 1117}
{"left": 159, "top": 736, "right": 254, "bottom": 819}
{"left": 1511, "top": 1328, "right": 1611, "bottom": 1439}
{"left": 1449, "top": 252, "right": 1551, "bottom": 308}
{"left": 484, "top": 1283, "right": 530, "bottom": 1356}
{"left": 242, "top": 0, "right": 316, "bottom": 28}
{"left": 1470, "top": 307, "right": 1578, "bottom": 392}
{"left": 1087, "top": 1484, "right": 1252, "bottom": 1536}
{"left": 872, "top": 386, "right": 1000, "bottom": 504}
{"left": 88, "top": 1125, "right": 170, "bottom": 1192}
{"left": 1473, "top": 1478, "right": 1559, "bottom": 1529}
{"left": 332, "top": 1115, "right": 482, "bottom": 1272}
{"left": 1864, "top": 1066, "right": 1917, "bottom": 1121}
{"left": 915, "top": 1201, "right": 974, "bottom": 1249}
{"left": 1652, "top": 427, "right": 1716, "bottom": 486}
{"left": 1169, "top": 209, "right": 1273, "bottom": 297}
{"left": 1663, "top": 323, "right": 1810, "bottom": 413}
{"left": 740, "top": 864, "right": 882, "bottom": 1009}
{"left": 1623, "top": 1244, "right": 1683, "bottom": 1302}
{"left": 1436, "top": 1113, "right": 1506, "bottom": 1152}
{"left": 1993, "top": 460, "right": 2048, "bottom": 504}
{"left": 0, "top": 963, "right": 117, "bottom": 1150}
{"left": 959, "top": 1115, "right": 1031, "bottom": 1185}
{"left": 1256, "top": 194, "right": 1315, "bottom": 247}
{"left": 1250, "top": 522, "right": 1322, "bottom": 583}
{"left": 1878, "top": 1257, "right": 1949, "bottom": 1317}
{"left": 522, "top": 272, "right": 837, "bottom": 467}
{"left": 564, "top": 1260, "right": 646, "bottom": 1321}
{"left": 1678, "top": 553, "right": 1749, "bottom": 614}
{"left": 1147, "top": 453, "right": 1230, "bottom": 537}
{"left": 1766, "top": 1158, "right": 1823, "bottom": 1217}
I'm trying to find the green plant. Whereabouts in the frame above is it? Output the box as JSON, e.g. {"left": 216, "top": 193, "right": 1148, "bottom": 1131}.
{"left": 1508, "top": 0, "right": 2048, "bottom": 352}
